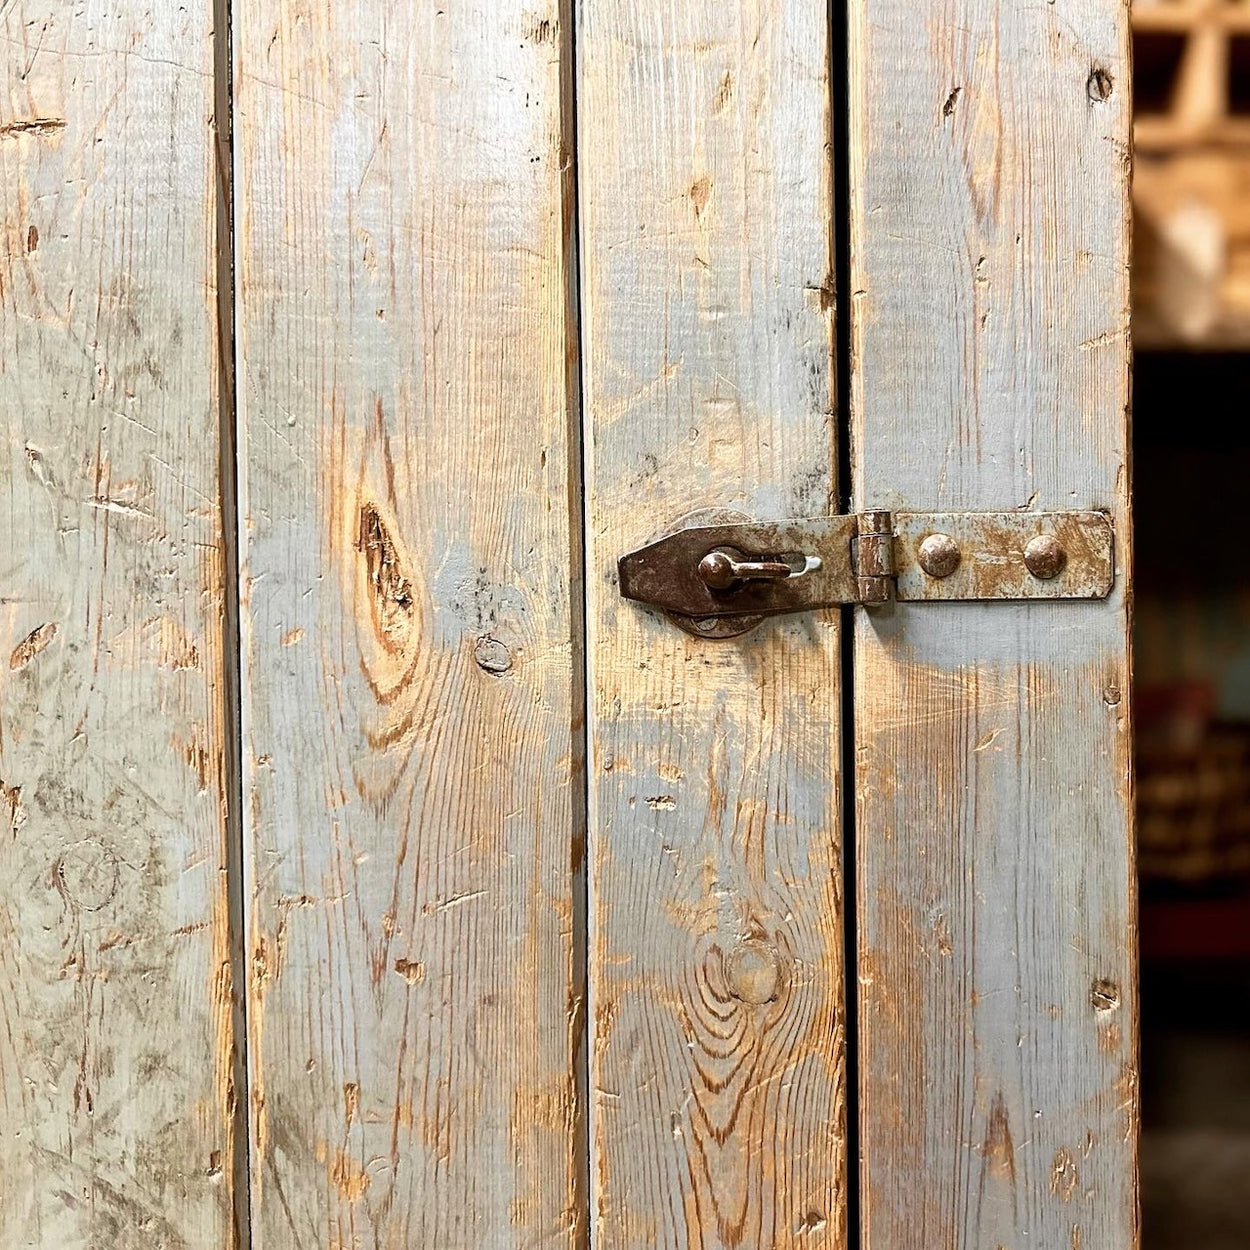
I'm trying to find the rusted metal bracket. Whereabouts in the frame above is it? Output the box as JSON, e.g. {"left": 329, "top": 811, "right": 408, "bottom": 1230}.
{"left": 617, "top": 510, "right": 1115, "bottom": 636}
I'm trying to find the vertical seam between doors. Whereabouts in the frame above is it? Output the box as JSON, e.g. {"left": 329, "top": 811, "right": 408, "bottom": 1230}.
{"left": 213, "top": 1, "right": 252, "bottom": 1244}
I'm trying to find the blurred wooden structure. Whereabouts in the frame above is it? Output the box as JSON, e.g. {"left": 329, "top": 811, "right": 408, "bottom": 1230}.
{"left": 1133, "top": 0, "right": 1250, "bottom": 346}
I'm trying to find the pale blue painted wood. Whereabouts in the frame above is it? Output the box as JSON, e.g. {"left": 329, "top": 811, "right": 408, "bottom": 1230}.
{"left": 849, "top": 2, "right": 1137, "bottom": 1247}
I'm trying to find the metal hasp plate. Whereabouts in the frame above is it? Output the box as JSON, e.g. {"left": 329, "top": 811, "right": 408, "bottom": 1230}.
{"left": 893, "top": 511, "right": 1115, "bottom": 601}
{"left": 618, "top": 509, "right": 1115, "bottom": 627}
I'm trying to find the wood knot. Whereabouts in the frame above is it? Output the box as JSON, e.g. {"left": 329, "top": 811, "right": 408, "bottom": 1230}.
{"left": 724, "top": 941, "right": 784, "bottom": 1005}
{"left": 357, "top": 503, "right": 415, "bottom": 652}
{"left": 473, "top": 635, "right": 512, "bottom": 674}
{"left": 53, "top": 839, "right": 120, "bottom": 912}
{"left": 689, "top": 174, "right": 712, "bottom": 219}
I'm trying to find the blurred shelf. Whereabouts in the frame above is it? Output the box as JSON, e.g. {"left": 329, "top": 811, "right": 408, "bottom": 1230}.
{"left": 1138, "top": 722, "right": 1250, "bottom": 887}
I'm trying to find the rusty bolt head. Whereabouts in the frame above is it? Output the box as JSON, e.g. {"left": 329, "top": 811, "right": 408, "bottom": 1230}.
{"left": 1023, "top": 534, "right": 1066, "bottom": 580}
{"left": 698, "top": 549, "right": 738, "bottom": 590}
{"left": 917, "top": 533, "right": 961, "bottom": 579}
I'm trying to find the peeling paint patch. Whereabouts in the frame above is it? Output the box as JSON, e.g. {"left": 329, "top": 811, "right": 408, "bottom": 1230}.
{"left": 1, "top": 781, "right": 26, "bottom": 837}
{"left": 9, "top": 622, "right": 58, "bottom": 670}
{"left": 393, "top": 957, "right": 426, "bottom": 985}
{"left": 330, "top": 1148, "right": 370, "bottom": 1202}
{"left": 0, "top": 117, "right": 66, "bottom": 140}
{"left": 1050, "top": 1146, "right": 1079, "bottom": 1202}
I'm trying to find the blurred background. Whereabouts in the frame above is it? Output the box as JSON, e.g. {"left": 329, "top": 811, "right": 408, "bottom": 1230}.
{"left": 1131, "top": 2, "right": 1250, "bottom": 1245}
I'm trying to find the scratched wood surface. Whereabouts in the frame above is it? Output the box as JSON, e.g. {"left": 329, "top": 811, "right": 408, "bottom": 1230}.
{"left": 578, "top": 2, "right": 845, "bottom": 1246}
{"left": 0, "top": 4, "right": 236, "bottom": 1247}
{"left": 848, "top": 3, "right": 1136, "bottom": 1248}
{"left": 234, "top": 3, "right": 584, "bottom": 1245}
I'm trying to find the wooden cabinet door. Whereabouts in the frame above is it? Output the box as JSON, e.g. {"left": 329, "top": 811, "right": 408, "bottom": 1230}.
{"left": 0, "top": 7, "right": 242, "bottom": 1246}
{"left": 234, "top": 4, "right": 585, "bottom": 1246}
{"left": 0, "top": 0, "right": 1134, "bottom": 1246}
{"left": 849, "top": 4, "right": 1137, "bottom": 1249}
{"left": 578, "top": 2, "right": 847, "bottom": 1246}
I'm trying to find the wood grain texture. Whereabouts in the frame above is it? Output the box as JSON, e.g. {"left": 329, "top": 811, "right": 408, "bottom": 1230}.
{"left": 0, "top": 4, "right": 235, "bottom": 1246}
{"left": 578, "top": 3, "right": 845, "bottom": 1246}
{"left": 848, "top": 3, "right": 1136, "bottom": 1248}
{"left": 233, "top": 3, "right": 584, "bottom": 1245}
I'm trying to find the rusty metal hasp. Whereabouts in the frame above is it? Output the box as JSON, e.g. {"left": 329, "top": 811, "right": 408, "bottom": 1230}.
{"left": 618, "top": 510, "right": 1115, "bottom": 633}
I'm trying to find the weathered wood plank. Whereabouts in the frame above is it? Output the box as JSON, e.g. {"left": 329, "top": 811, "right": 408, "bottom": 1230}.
{"left": 578, "top": 3, "right": 846, "bottom": 1246}
{"left": 0, "top": 4, "right": 236, "bottom": 1246}
{"left": 234, "top": 4, "right": 584, "bottom": 1245}
{"left": 848, "top": 3, "right": 1136, "bottom": 1248}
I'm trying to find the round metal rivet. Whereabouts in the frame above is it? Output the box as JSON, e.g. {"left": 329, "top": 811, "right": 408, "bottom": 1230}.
{"left": 917, "top": 533, "right": 961, "bottom": 579}
{"left": 1023, "top": 534, "right": 1066, "bottom": 580}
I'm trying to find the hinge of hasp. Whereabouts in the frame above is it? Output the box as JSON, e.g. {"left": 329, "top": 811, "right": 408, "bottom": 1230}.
{"left": 617, "top": 509, "right": 1114, "bottom": 633}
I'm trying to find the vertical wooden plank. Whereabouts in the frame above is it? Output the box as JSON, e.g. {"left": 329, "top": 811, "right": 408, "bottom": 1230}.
{"left": 0, "top": 4, "right": 235, "bottom": 1247}
{"left": 578, "top": 3, "right": 845, "bottom": 1247}
{"left": 234, "top": 3, "right": 584, "bottom": 1245}
{"left": 849, "top": 4, "right": 1135, "bottom": 1249}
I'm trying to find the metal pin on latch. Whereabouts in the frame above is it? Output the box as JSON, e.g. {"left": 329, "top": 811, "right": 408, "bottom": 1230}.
{"left": 697, "top": 548, "right": 792, "bottom": 590}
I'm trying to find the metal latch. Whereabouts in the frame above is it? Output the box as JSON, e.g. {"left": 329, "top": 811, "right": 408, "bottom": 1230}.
{"left": 618, "top": 510, "right": 1114, "bottom": 636}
